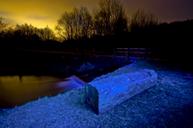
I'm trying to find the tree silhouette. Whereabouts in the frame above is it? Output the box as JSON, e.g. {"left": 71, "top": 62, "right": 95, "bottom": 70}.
{"left": 56, "top": 7, "right": 93, "bottom": 40}
{"left": 0, "top": 17, "right": 8, "bottom": 32}
{"left": 94, "top": 0, "right": 128, "bottom": 36}
{"left": 12, "top": 24, "right": 55, "bottom": 41}
{"left": 130, "top": 9, "right": 158, "bottom": 32}
{"left": 38, "top": 26, "right": 56, "bottom": 41}
{"left": 13, "top": 24, "right": 40, "bottom": 41}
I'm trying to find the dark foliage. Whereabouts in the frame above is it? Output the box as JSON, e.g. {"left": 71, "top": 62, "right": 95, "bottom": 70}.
{"left": 0, "top": 2, "right": 193, "bottom": 75}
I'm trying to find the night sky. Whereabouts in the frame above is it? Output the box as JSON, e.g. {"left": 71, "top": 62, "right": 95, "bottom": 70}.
{"left": 0, "top": 0, "right": 193, "bottom": 30}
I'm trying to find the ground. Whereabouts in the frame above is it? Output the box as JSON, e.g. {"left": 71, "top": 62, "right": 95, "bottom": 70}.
{"left": 0, "top": 61, "right": 193, "bottom": 128}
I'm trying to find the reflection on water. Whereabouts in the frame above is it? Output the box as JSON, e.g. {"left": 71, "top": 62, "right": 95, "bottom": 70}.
{"left": 0, "top": 76, "right": 67, "bottom": 108}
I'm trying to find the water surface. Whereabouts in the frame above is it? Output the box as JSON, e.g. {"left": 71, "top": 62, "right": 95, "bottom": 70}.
{"left": 0, "top": 76, "right": 68, "bottom": 108}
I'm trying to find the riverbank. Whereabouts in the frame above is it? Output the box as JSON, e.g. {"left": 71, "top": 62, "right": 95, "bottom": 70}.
{"left": 1, "top": 61, "right": 193, "bottom": 128}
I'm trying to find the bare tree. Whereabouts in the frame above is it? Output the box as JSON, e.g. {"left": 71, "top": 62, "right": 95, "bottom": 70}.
{"left": 38, "top": 26, "right": 56, "bottom": 41}
{"left": 94, "top": 0, "right": 128, "bottom": 36}
{"left": 56, "top": 12, "right": 72, "bottom": 40}
{"left": 78, "top": 7, "right": 93, "bottom": 38}
{"left": 15, "top": 24, "right": 37, "bottom": 37}
{"left": 56, "top": 7, "right": 93, "bottom": 40}
{"left": 130, "top": 9, "right": 159, "bottom": 32}
{"left": 14, "top": 24, "right": 55, "bottom": 41}
{"left": 14, "top": 24, "right": 38, "bottom": 41}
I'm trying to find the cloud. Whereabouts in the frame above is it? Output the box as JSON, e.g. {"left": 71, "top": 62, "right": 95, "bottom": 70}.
{"left": 0, "top": 10, "right": 12, "bottom": 17}
{"left": 0, "top": 10, "right": 17, "bottom": 24}
{"left": 27, "top": 15, "right": 49, "bottom": 20}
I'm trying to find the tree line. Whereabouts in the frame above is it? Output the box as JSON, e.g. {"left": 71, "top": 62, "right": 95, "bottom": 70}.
{"left": 1, "top": 0, "right": 193, "bottom": 44}
{"left": 0, "top": 21, "right": 56, "bottom": 42}
{"left": 55, "top": 0, "right": 159, "bottom": 40}
{"left": 0, "top": 0, "right": 160, "bottom": 43}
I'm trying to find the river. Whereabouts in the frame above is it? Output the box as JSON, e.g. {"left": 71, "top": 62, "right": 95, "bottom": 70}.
{"left": 0, "top": 76, "right": 84, "bottom": 108}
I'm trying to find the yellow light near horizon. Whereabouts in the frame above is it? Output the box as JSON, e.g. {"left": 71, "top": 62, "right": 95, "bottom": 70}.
{"left": 0, "top": 0, "right": 193, "bottom": 30}
{"left": 0, "top": 0, "right": 99, "bottom": 31}
{"left": 0, "top": 0, "right": 75, "bottom": 31}
{"left": 15, "top": 17, "right": 57, "bottom": 30}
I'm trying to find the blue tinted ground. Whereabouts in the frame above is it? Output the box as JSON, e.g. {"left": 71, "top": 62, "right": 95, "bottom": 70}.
{"left": 0, "top": 61, "right": 193, "bottom": 128}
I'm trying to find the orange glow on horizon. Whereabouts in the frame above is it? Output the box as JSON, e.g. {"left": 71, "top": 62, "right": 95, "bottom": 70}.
{"left": 0, "top": 0, "right": 98, "bottom": 31}
{"left": 0, "top": 0, "right": 193, "bottom": 31}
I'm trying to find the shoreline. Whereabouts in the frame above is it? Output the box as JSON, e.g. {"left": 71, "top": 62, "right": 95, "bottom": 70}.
{"left": 1, "top": 61, "right": 193, "bottom": 128}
